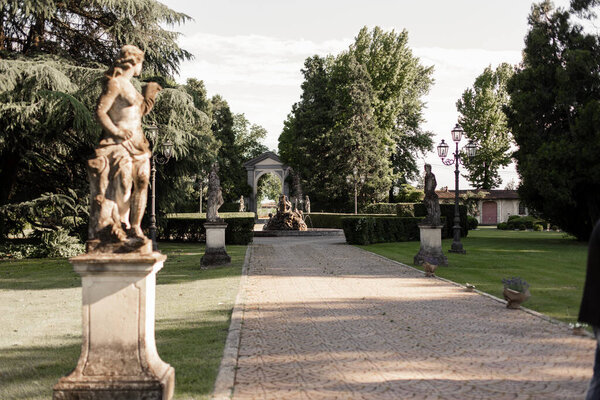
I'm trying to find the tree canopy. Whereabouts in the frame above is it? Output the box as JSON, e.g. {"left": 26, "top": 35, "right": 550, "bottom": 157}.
{"left": 279, "top": 27, "right": 433, "bottom": 211}
{"left": 506, "top": 0, "right": 600, "bottom": 240}
{"left": 1, "top": 0, "right": 192, "bottom": 76}
{"left": 457, "top": 63, "right": 514, "bottom": 189}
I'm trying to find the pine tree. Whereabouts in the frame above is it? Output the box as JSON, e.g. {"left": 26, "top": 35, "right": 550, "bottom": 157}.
{"left": 1, "top": 0, "right": 191, "bottom": 76}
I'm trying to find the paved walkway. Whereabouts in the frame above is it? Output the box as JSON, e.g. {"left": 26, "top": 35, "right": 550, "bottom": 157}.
{"left": 231, "top": 237, "right": 594, "bottom": 399}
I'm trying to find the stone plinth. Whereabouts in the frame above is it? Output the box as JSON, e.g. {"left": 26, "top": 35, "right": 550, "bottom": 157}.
{"left": 53, "top": 252, "right": 174, "bottom": 400}
{"left": 202, "top": 222, "right": 231, "bottom": 266}
{"left": 414, "top": 224, "right": 448, "bottom": 267}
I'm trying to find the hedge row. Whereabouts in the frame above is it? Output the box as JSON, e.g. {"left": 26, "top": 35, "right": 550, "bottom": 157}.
{"left": 362, "top": 203, "right": 398, "bottom": 214}
{"left": 342, "top": 217, "right": 423, "bottom": 245}
{"left": 305, "top": 213, "right": 395, "bottom": 229}
{"left": 160, "top": 212, "right": 255, "bottom": 244}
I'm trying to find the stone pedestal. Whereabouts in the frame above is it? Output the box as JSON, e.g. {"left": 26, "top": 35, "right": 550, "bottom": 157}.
{"left": 53, "top": 252, "right": 174, "bottom": 400}
{"left": 202, "top": 222, "right": 231, "bottom": 266}
{"left": 414, "top": 224, "right": 448, "bottom": 267}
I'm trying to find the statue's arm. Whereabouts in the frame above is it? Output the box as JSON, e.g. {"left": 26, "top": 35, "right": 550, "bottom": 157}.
{"left": 141, "top": 82, "right": 163, "bottom": 116}
{"left": 96, "top": 78, "right": 131, "bottom": 140}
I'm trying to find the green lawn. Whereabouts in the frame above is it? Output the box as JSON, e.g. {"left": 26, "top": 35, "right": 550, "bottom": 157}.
{"left": 358, "top": 227, "right": 589, "bottom": 324}
{"left": 0, "top": 242, "right": 246, "bottom": 400}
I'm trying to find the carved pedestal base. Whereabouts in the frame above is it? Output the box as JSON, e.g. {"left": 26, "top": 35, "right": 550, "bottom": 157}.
{"left": 414, "top": 225, "right": 448, "bottom": 267}
{"left": 53, "top": 253, "right": 174, "bottom": 400}
{"left": 202, "top": 222, "right": 231, "bottom": 266}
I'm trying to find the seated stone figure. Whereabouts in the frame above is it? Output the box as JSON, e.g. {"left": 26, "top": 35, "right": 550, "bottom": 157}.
{"left": 422, "top": 164, "right": 441, "bottom": 226}
{"left": 87, "top": 45, "right": 162, "bottom": 251}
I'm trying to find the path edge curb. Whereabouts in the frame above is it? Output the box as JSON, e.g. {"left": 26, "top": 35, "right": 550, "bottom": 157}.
{"left": 211, "top": 244, "right": 252, "bottom": 400}
{"left": 356, "top": 246, "right": 594, "bottom": 339}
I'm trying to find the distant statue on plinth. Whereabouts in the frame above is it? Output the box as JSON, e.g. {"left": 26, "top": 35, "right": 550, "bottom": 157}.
{"left": 305, "top": 195, "right": 311, "bottom": 213}
{"left": 423, "top": 164, "right": 441, "bottom": 226}
{"left": 239, "top": 195, "right": 245, "bottom": 212}
{"left": 414, "top": 164, "right": 447, "bottom": 267}
{"left": 207, "top": 163, "right": 224, "bottom": 222}
{"left": 87, "top": 44, "right": 162, "bottom": 253}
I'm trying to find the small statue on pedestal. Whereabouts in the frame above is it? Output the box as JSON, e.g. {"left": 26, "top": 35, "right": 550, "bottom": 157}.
{"left": 305, "top": 195, "right": 311, "bottom": 213}
{"left": 423, "top": 164, "right": 441, "bottom": 226}
{"left": 239, "top": 195, "right": 245, "bottom": 212}
{"left": 87, "top": 44, "right": 162, "bottom": 253}
{"left": 206, "top": 163, "right": 224, "bottom": 222}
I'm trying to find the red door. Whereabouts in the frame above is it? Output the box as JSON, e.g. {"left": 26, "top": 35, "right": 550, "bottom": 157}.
{"left": 482, "top": 201, "right": 498, "bottom": 225}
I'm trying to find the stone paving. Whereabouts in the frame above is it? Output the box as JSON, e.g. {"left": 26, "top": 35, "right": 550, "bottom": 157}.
{"left": 231, "top": 236, "right": 595, "bottom": 400}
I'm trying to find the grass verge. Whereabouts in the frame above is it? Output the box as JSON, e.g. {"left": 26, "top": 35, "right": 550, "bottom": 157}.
{"left": 0, "top": 242, "right": 246, "bottom": 400}
{"left": 358, "top": 227, "right": 588, "bottom": 324}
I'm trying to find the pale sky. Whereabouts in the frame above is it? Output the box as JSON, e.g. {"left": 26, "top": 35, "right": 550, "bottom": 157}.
{"left": 160, "top": 0, "right": 572, "bottom": 189}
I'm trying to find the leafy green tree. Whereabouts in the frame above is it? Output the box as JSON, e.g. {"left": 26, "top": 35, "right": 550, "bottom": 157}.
{"left": 506, "top": 0, "right": 600, "bottom": 239}
{"left": 233, "top": 113, "right": 269, "bottom": 160}
{"left": 1, "top": 0, "right": 191, "bottom": 76}
{"left": 279, "top": 27, "right": 433, "bottom": 211}
{"left": 457, "top": 63, "right": 514, "bottom": 189}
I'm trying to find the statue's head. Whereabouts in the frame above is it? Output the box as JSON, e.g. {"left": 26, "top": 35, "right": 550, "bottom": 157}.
{"left": 424, "top": 163, "right": 432, "bottom": 173}
{"left": 106, "top": 45, "right": 144, "bottom": 78}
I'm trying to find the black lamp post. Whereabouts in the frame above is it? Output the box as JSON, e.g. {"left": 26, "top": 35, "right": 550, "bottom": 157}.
{"left": 346, "top": 166, "right": 365, "bottom": 214}
{"left": 146, "top": 124, "right": 173, "bottom": 251}
{"left": 437, "top": 123, "right": 477, "bottom": 254}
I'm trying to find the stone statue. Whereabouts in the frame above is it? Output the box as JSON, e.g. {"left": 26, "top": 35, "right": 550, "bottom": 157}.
{"left": 423, "top": 164, "right": 441, "bottom": 226}
{"left": 206, "top": 163, "right": 224, "bottom": 222}
{"left": 264, "top": 194, "right": 307, "bottom": 231}
{"left": 239, "top": 195, "right": 245, "bottom": 212}
{"left": 278, "top": 194, "right": 292, "bottom": 214}
{"left": 305, "top": 195, "right": 311, "bottom": 213}
{"left": 87, "top": 44, "right": 162, "bottom": 252}
{"left": 293, "top": 196, "right": 298, "bottom": 211}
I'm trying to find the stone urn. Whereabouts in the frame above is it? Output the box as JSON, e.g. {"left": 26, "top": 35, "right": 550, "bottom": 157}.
{"left": 423, "top": 261, "right": 437, "bottom": 277}
{"left": 503, "top": 287, "right": 531, "bottom": 309}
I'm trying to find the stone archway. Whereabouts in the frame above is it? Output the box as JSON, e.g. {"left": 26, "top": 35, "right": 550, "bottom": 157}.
{"left": 243, "top": 152, "right": 290, "bottom": 215}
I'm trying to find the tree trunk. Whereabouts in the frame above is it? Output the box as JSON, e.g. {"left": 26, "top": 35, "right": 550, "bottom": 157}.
{"left": 24, "top": 15, "right": 45, "bottom": 53}
{"left": 0, "top": 152, "right": 21, "bottom": 205}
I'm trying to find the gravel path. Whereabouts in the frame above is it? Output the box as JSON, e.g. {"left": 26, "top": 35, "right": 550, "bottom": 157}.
{"left": 231, "top": 236, "right": 594, "bottom": 400}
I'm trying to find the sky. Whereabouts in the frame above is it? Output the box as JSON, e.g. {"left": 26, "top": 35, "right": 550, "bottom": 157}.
{"left": 160, "top": 0, "right": 572, "bottom": 189}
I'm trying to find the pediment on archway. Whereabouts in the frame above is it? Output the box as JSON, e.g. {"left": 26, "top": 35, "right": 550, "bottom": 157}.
{"left": 243, "top": 151, "right": 287, "bottom": 170}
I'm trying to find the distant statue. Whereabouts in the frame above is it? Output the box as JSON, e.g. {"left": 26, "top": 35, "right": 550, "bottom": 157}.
{"left": 239, "top": 195, "right": 245, "bottom": 212}
{"left": 278, "top": 194, "right": 292, "bottom": 214}
{"left": 206, "top": 163, "right": 224, "bottom": 222}
{"left": 87, "top": 45, "right": 162, "bottom": 251}
{"left": 305, "top": 195, "right": 311, "bottom": 213}
{"left": 293, "top": 196, "right": 299, "bottom": 211}
{"left": 423, "top": 164, "right": 441, "bottom": 225}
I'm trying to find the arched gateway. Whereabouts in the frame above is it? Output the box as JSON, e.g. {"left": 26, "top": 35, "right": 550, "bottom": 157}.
{"left": 243, "top": 151, "right": 290, "bottom": 214}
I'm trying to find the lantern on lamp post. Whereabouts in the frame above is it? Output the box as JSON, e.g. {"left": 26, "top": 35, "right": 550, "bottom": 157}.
{"left": 146, "top": 124, "right": 173, "bottom": 251}
{"left": 437, "top": 123, "right": 477, "bottom": 254}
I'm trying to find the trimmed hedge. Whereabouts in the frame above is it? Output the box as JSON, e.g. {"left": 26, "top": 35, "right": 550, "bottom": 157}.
{"left": 342, "top": 216, "right": 423, "bottom": 245}
{"left": 467, "top": 216, "right": 479, "bottom": 230}
{"left": 305, "top": 213, "right": 395, "bottom": 229}
{"left": 394, "top": 203, "right": 467, "bottom": 238}
{"left": 362, "top": 203, "right": 398, "bottom": 214}
{"left": 161, "top": 212, "right": 255, "bottom": 244}
{"left": 505, "top": 215, "right": 545, "bottom": 230}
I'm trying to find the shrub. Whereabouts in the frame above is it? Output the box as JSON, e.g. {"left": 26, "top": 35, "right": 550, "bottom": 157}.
{"left": 508, "top": 215, "right": 520, "bottom": 222}
{"left": 518, "top": 223, "right": 527, "bottom": 230}
{"left": 497, "top": 222, "right": 508, "bottom": 230}
{"left": 40, "top": 229, "right": 85, "bottom": 258}
{"left": 395, "top": 203, "right": 417, "bottom": 217}
{"left": 162, "top": 212, "right": 255, "bottom": 244}
{"left": 533, "top": 224, "right": 544, "bottom": 231}
{"left": 506, "top": 215, "right": 544, "bottom": 230}
{"left": 220, "top": 202, "right": 241, "bottom": 212}
{"left": 551, "top": 225, "right": 560, "bottom": 231}
{"left": 342, "top": 216, "right": 423, "bottom": 245}
{"left": 467, "top": 216, "right": 479, "bottom": 230}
